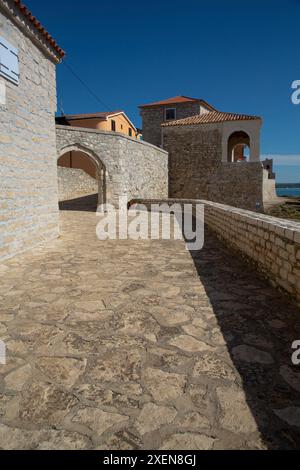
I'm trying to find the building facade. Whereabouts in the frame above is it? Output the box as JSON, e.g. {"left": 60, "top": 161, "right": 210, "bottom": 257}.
{"left": 139, "top": 95, "right": 216, "bottom": 147}
{"left": 56, "top": 111, "right": 139, "bottom": 139}
{"left": 161, "top": 111, "right": 276, "bottom": 211}
{"left": 139, "top": 95, "right": 277, "bottom": 211}
{"left": 0, "top": 0, "right": 64, "bottom": 261}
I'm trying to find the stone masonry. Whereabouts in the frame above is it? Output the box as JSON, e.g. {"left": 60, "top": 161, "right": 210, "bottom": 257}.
{"left": 140, "top": 95, "right": 277, "bottom": 211}
{"left": 201, "top": 199, "right": 300, "bottom": 303}
{"left": 140, "top": 101, "right": 210, "bottom": 147}
{"left": 56, "top": 125, "right": 168, "bottom": 207}
{"left": 57, "top": 167, "right": 98, "bottom": 202}
{"left": 0, "top": 0, "right": 62, "bottom": 262}
{"left": 162, "top": 123, "right": 267, "bottom": 211}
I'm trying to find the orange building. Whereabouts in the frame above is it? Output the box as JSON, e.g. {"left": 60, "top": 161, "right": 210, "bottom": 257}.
{"left": 56, "top": 111, "right": 139, "bottom": 138}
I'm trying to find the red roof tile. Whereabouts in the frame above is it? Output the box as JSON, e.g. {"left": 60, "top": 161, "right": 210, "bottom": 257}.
{"left": 161, "top": 111, "right": 261, "bottom": 127}
{"left": 139, "top": 95, "right": 216, "bottom": 111}
{"left": 13, "top": 1, "right": 65, "bottom": 59}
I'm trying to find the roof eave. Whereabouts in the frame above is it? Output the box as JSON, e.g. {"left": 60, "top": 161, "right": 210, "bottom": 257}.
{"left": 66, "top": 116, "right": 107, "bottom": 122}
{"left": 1, "top": 0, "right": 65, "bottom": 62}
{"left": 162, "top": 116, "right": 262, "bottom": 128}
{"left": 57, "top": 111, "right": 138, "bottom": 132}
{"left": 139, "top": 101, "right": 199, "bottom": 109}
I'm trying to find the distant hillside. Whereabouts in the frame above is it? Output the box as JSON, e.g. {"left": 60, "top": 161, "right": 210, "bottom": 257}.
{"left": 276, "top": 183, "right": 300, "bottom": 188}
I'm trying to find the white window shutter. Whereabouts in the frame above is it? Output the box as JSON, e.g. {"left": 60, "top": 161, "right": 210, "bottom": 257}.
{"left": 0, "top": 36, "right": 19, "bottom": 85}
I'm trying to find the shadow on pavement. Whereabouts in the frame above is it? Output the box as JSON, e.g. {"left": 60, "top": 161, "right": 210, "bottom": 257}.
{"left": 59, "top": 193, "right": 98, "bottom": 212}
{"left": 189, "top": 227, "right": 300, "bottom": 449}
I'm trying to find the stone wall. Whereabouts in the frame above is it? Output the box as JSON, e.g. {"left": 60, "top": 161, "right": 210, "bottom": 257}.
{"left": 208, "top": 162, "right": 264, "bottom": 211}
{"left": 140, "top": 102, "right": 202, "bottom": 147}
{"left": 262, "top": 170, "right": 277, "bottom": 206}
{"left": 57, "top": 167, "right": 98, "bottom": 201}
{"left": 201, "top": 200, "right": 300, "bottom": 304}
{"left": 0, "top": 2, "right": 59, "bottom": 261}
{"left": 56, "top": 125, "right": 168, "bottom": 207}
{"left": 163, "top": 123, "right": 265, "bottom": 211}
{"left": 129, "top": 198, "right": 300, "bottom": 304}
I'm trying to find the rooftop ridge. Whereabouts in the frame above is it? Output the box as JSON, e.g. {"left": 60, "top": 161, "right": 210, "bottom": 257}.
{"left": 139, "top": 95, "right": 217, "bottom": 111}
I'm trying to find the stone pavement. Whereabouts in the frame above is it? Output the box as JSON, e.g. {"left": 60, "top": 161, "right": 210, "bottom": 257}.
{"left": 0, "top": 197, "right": 300, "bottom": 450}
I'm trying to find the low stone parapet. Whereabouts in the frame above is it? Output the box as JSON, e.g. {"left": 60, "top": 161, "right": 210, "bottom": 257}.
{"left": 129, "top": 198, "right": 300, "bottom": 304}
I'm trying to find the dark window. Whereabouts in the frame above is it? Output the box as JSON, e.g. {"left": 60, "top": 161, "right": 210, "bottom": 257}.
{"left": 165, "top": 108, "right": 176, "bottom": 121}
{"left": 111, "top": 120, "right": 116, "bottom": 131}
{"left": 128, "top": 128, "right": 132, "bottom": 137}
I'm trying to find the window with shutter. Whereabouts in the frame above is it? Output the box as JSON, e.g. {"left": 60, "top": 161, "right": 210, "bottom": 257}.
{"left": 0, "top": 36, "right": 19, "bottom": 85}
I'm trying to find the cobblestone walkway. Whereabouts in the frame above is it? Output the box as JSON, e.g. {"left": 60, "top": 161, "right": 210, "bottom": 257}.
{"left": 0, "top": 201, "right": 300, "bottom": 450}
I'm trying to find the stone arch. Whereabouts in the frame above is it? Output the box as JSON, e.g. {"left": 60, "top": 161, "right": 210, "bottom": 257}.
{"left": 57, "top": 143, "right": 107, "bottom": 206}
{"left": 221, "top": 120, "right": 261, "bottom": 163}
{"left": 227, "top": 131, "right": 250, "bottom": 162}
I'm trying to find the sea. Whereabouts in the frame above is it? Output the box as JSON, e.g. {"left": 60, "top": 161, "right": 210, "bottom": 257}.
{"left": 276, "top": 187, "right": 300, "bottom": 197}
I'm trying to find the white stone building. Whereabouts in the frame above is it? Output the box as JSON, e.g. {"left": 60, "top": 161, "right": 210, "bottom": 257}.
{"left": 0, "top": 0, "right": 65, "bottom": 261}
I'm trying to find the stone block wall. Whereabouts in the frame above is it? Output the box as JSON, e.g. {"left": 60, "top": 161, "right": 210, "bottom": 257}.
{"left": 57, "top": 167, "right": 98, "bottom": 201}
{"left": 140, "top": 102, "right": 203, "bottom": 147}
{"left": 164, "top": 124, "right": 222, "bottom": 199}
{"left": 209, "top": 162, "right": 264, "bottom": 211}
{"left": 163, "top": 123, "right": 265, "bottom": 211}
{"left": 201, "top": 200, "right": 300, "bottom": 304}
{"left": 117, "top": 135, "right": 169, "bottom": 202}
{"left": 0, "top": 3, "right": 59, "bottom": 261}
{"left": 56, "top": 126, "right": 168, "bottom": 207}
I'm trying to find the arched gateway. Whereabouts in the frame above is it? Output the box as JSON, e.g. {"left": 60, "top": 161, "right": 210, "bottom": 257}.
{"left": 57, "top": 143, "right": 107, "bottom": 206}
{"left": 55, "top": 125, "right": 168, "bottom": 208}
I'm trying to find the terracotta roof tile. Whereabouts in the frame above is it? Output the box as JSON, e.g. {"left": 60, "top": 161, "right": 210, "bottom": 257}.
{"left": 161, "top": 111, "right": 261, "bottom": 127}
{"left": 139, "top": 95, "right": 216, "bottom": 111}
{"left": 13, "top": 1, "right": 65, "bottom": 58}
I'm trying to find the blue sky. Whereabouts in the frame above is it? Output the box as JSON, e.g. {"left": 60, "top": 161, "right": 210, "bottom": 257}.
{"left": 26, "top": 0, "right": 300, "bottom": 182}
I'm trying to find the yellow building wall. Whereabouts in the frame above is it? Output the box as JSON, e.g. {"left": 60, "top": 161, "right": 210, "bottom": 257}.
{"left": 69, "top": 115, "right": 138, "bottom": 138}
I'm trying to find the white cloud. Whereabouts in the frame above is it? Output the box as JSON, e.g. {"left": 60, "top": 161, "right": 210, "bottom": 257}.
{"left": 261, "top": 154, "right": 300, "bottom": 166}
